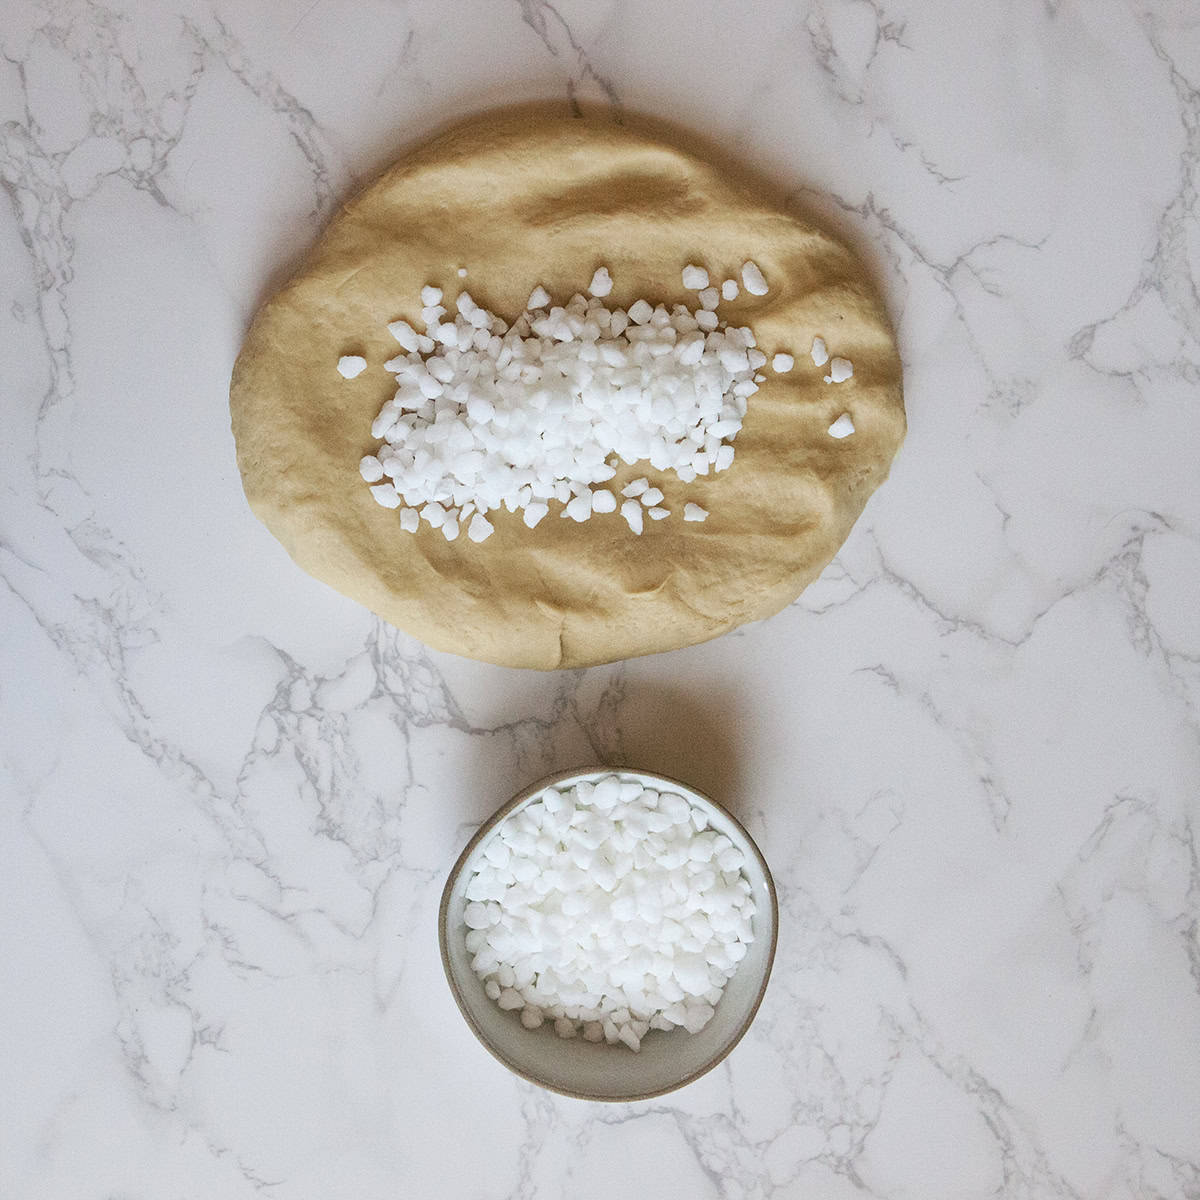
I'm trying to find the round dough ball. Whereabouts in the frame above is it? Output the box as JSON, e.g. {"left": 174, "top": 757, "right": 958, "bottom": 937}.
{"left": 229, "top": 113, "right": 905, "bottom": 669}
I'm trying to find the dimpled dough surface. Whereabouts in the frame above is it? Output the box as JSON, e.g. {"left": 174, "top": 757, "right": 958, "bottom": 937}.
{"left": 229, "top": 113, "right": 905, "bottom": 669}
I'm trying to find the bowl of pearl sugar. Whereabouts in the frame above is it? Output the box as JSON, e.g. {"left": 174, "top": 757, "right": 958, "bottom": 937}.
{"left": 439, "top": 768, "right": 777, "bottom": 1100}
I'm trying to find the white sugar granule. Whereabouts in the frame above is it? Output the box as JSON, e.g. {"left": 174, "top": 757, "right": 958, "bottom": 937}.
{"left": 827, "top": 356, "right": 853, "bottom": 383}
{"left": 464, "top": 775, "right": 755, "bottom": 1052}
{"left": 740, "top": 261, "right": 768, "bottom": 296}
{"left": 588, "top": 267, "right": 613, "bottom": 297}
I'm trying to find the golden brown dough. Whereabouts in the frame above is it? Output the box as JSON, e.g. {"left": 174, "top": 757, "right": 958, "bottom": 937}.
{"left": 230, "top": 112, "right": 904, "bottom": 669}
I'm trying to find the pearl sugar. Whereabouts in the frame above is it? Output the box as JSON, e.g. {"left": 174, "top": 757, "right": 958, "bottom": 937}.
{"left": 464, "top": 775, "right": 756, "bottom": 1052}
{"left": 359, "top": 265, "right": 781, "bottom": 540}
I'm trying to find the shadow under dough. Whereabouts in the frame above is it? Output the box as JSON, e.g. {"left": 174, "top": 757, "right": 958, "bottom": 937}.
{"left": 603, "top": 680, "right": 751, "bottom": 824}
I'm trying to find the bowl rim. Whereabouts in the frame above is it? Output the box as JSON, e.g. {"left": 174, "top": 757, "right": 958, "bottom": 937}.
{"left": 437, "top": 764, "right": 779, "bottom": 1102}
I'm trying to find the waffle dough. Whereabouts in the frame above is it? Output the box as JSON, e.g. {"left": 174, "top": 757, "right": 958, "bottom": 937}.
{"left": 229, "top": 113, "right": 905, "bottom": 669}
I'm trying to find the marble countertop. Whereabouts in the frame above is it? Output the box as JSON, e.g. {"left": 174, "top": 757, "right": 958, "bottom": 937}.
{"left": 3, "top": 1, "right": 1199, "bottom": 1197}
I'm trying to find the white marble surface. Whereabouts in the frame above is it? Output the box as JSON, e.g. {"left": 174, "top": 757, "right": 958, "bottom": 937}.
{"left": 3, "top": 0, "right": 1199, "bottom": 1196}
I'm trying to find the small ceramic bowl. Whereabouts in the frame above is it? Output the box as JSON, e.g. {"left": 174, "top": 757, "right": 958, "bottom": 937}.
{"left": 439, "top": 766, "right": 778, "bottom": 1101}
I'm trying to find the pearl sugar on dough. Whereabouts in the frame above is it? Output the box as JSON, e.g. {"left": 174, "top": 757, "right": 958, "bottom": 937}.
{"left": 464, "top": 775, "right": 756, "bottom": 1052}
{"left": 360, "top": 266, "right": 778, "bottom": 541}
{"left": 336, "top": 355, "right": 367, "bottom": 379}
{"left": 824, "top": 356, "right": 853, "bottom": 384}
